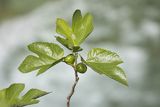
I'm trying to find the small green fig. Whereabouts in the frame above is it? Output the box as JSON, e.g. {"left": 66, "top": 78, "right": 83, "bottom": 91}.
{"left": 76, "top": 63, "right": 87, "bottom": 73}
{"left": 64, "top": 54, "right": 75, "bottom": 65}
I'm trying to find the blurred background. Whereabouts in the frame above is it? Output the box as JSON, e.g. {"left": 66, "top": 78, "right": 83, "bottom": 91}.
{"left": 0, "top": 0, "right": 160, "bottom": 107}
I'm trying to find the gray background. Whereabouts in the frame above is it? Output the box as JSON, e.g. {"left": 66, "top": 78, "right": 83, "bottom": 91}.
{"left": 0, "top": 0, "right": 160, "bottom": 107}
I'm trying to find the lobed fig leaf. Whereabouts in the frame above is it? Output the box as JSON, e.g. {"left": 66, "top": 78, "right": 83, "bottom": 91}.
{"left": 56, "top": 9, "right": 93, "bottom": 49}
{"left": 0, "top": 83, "right": 49, "bottom": 107}
{"left": 85, "top": 48, "right": 128, "bottom": 86}
{"left": 18, "top": 42, "right": 64, "bottom": 75}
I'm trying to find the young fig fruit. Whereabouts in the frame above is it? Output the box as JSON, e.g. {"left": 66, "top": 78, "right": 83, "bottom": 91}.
{"left": 76, "top": 63, "right": 87, "bottom": 74}
{"left": 64, "top": 54, "right": 75, "bottom": 65}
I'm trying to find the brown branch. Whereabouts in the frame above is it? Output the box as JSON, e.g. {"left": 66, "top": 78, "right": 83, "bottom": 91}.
{"left": 67, "top": 52, "right": 79, "bottom": 107}
{"left": 67, "top": 70, "right": 79, "bottom": 107}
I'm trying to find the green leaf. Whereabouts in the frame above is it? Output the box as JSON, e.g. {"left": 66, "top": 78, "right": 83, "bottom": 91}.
{"left": 56, "top": 18, "right": 75, "bottom": 46}
{"left": 56, "top": 18, "right": 72, "bottom": 38}
{"left": 19, "top": 42, "right": 64, "bottom": 75}
{"left": 85, "top": 48, "right": 128, "bottom": 86}
{"left": 0, "top": 83, "right": 49, "bottom": 107}
{"left": 55, "top": 36, "right": 72, "bottom": 50}
{"left": 56, "top": 9, "right": 94, "bottom": 48}
{"left": 86, "top": 48, "right": 123, "bottom": 64}
{"left": 73, "top": 11, "right": 94, "bottom": 45}
{"left": 20, "top": 89, "right": 49, "bottom": 106}
{"left": 36, "top": 58, "right": 63, "bottom": 76}
{"left": 72, "top": 9, "right": 82, "bottom": 32}
{"left": 6, "top": 83, "right": 25, "bottom": 104}
{"left": 0, "top": 89, "right": 6, "bottom": 101}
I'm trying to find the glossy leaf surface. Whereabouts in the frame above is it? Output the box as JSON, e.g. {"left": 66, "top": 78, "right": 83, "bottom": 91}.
{"left": 72, "top": 10, "right": 94, "bottom": 45}
{"left": 85, "top": 48, "right": 128, "bottom": 86}
{"left": 18, "top": 42, "right": 64, "bottom": 75}
{"left": 56, "top": 18, "right": 75, "bottom": 46}
{"left": 56, "top": 36, "right": 72, "bottom": 50}
{"left": 56, "top": 9, "right": 93, "bottom": 48}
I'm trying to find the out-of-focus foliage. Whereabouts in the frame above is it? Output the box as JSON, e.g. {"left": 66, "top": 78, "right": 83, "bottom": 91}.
{"left": 0, "top": 83, "right": 49, "bottom": 107}
{"left": 0, "top": 0, "right": 53, "bottom": 21}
